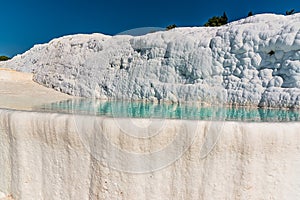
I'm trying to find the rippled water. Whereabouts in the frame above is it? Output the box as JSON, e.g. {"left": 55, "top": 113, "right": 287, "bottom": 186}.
{"left": 35, "top": 99, "right": 300, "bottom": 122}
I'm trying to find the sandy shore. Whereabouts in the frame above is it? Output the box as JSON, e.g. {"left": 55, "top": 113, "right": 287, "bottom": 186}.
{"left": 0, "top": 68, "right": 71, "bottom": 111}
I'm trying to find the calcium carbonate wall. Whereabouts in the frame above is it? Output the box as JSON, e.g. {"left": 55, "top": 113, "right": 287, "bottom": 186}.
{"left": 1, "top": 109, "right": 300, "bottom": 199}
{"left": 1, "top": 14, "right": 300, "bottom": 108}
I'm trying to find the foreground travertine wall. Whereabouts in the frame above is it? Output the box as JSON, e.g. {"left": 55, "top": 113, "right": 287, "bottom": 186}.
{"left": 1, "top": 109, "right": 300, "bottom": 199}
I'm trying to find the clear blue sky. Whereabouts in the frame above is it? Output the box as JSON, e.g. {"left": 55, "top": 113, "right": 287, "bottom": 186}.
{"left": 1, "top": 0, "right": 299, "bottom": 57}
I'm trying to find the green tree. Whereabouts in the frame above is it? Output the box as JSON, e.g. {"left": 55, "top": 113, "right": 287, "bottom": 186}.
{"left": 286, "top": 9, "right": 295, "bottom": 15}
{"left": 166, "top": 24, "right": 177, "bottom": 31}
{"left": 222, "top": 12, "right": 228, "bottom": 22}
{"left": 204, "top": 12, "right": 228, "bottom": 27}
{"left": 0, "top": 56, "right": 10, "bottom": 61}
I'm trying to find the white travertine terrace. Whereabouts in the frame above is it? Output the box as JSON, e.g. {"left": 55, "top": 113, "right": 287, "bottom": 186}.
{"left": 0, "top": 110, "right": 300, "bottom": 199}
{"left": 0, "top": 14, "right": 300, "bottom": 200}
{"left": 1, "top": 14, "right": 300, "bottom": 108}
{"left": 0, "top": 68, "right": 70, "bottom": 111}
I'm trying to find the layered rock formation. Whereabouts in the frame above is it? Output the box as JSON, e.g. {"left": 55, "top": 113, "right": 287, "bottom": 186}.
{"left": 1, "top": 14, "right": 300, "bottom": 108}
{"left": 0, "top": 110, "right": 300, "bottom": 199}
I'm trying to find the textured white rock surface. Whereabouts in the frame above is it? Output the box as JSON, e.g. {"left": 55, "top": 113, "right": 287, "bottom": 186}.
{"left": 0, "top": 192, "right": 6, "bottom": 199}
{"left": 1, "top": 14, "right": 300, "bottom": 108}
{"left": 0, "top": 109, "right": 300, "bottom": 199}
{"left": 0, "top": 68, "right": 71, "bottom": 111}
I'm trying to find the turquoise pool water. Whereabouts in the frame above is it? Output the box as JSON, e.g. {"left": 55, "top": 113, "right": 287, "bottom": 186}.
{"left": 36, "top": 99, "right": 300, "bottom": 122}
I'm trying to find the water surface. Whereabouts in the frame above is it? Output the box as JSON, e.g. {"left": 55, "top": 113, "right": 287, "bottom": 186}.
{"left": 35, "top": 99, "right": 300, "bottom": 122}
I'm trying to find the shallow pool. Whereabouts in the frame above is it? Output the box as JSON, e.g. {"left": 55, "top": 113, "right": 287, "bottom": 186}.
{"left": 35, "top": 99, "right": 300, "bottom": 122}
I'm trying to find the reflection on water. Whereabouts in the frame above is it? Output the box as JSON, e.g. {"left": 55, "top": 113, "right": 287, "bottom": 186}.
{"left": 36, "top": 99, "right": 300, "bottom": 122}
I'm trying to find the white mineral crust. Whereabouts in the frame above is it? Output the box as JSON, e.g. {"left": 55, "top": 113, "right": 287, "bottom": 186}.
{"left": 1, "top": 13, "right": 300, "bottom": 108}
